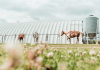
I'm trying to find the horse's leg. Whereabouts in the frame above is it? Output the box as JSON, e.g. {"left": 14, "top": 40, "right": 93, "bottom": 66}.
{"left": 67, "top": 38, "right": 69, "bottom": 44}
{"left": 18, "top": 39, "right": 19, "bottom": 43}
{"left": 76, "top": 37, "right": 79, "bottom": 44}
{"left": 37, "top": 38, "right": 39, "bottom": 43}
{"left": 20, "top": 39, "right": 21, "bottom": 43}
{"left": 22, "top": 38, "right": 23, "bottom": 44}
{"left": 19, "top": 39, "right": 21, "bottom": 43}
{"left": 69, "top": 38, "right": 71, "bottom": 44}
{"left": 36, "top": 38, "right": 37, "bottom": 43}
{"left": 34, "top": 37, "right": 35, "bottom": 44}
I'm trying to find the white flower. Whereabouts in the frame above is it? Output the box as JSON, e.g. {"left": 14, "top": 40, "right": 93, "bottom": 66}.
{"left": 91, "top": 57, "right": 96, "bottom": 61}
{"left": 92, "top": 47, "right": 96, "bottom": 49}
{"left": 35, "top": 47, "right": 40, "bottom": 51}
{"left": 29, "top": 47, "right": 32, "bottom": 49}
{"left": 75, "top": 53, "right": 79, "bottom": 56}
{"left": 68, "top": 50, "right": 72, "bottom": 54}
{"left": 51, "top": 47, "right": 55, "bottom": 49}
{"left": 23, "top": 44, "right": 26, "bottom": 46}
{"left": 61, "top": 55, "right": 63, "bottom": 57}
{"left": 36, "top": 57, "right": 43, "bottom": 63}
{"left": 79, "top": 51, "right": 82, "bottom": 54}
{"left": 31, "top": 43, "right": 35, "bottom": 46}
{"left": 47, "top": 52, "right": 53, "bottom": 57}
{"left": 82, "top": 51, "right": 87, "bottom": 55}
{"left": 97, "top": 54, "right": 100, "bottom": 58}
{"left": 23, "top": 51, "right": 26, "bottom": 53}
{"left": 37, "top": 50, "right": 42, "bottom": 54}
{"left": 89, "top": 50, "right": 96, "bottom": 55}
{"left": 54, "top": 49, "right": 58, "bottom": 51}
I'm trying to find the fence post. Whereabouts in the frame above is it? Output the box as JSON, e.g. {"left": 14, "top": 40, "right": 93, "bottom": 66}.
{"left": 25, "top": 34, "right": 26, "bottom": 44}
{"left": 4, "top": 35, "right": 6, "bottom": 43}
{"left": 2, "top": 35, "right": 3, "bottom": 43}
{"left": 15, "top": 34, "right": 16, "bottom": 43}
{"left": 45, "top": 33, "right": 48, "bottom": 45}
{"left": 87, "top": 33, "right": 88, "bottom": 44}
{"left": 58, "top": 33, "right": 60, "bottom": 44}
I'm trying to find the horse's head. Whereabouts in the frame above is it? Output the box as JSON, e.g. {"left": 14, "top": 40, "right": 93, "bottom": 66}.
{"left": 23, "top": 34, "right": 25, "bottom": 38}
{"left": 21, "top": 34, "right": 25, "bottom": 38}
{"left": 61, "top": 31, "right": 64, "bottom": 36}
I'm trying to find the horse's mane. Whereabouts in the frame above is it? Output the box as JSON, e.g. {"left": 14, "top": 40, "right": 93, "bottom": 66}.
{"left": 64, "top": 31, "right": 69, "bottom": 33}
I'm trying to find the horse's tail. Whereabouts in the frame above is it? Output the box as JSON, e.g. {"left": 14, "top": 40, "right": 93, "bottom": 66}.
{"left": 80, "top": 32, "right": 84, "bottom": 38}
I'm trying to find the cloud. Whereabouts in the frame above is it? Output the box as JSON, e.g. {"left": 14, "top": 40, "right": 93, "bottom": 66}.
{"left": 0, "top": 0, "right": 100, "bottom": 23}
{"left": 0, "top": 18, "right": 7, "bottom": 23}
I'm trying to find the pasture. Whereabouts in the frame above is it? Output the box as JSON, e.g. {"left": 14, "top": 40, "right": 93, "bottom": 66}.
{"left": 0, "top": 43, "right": 100, "bottom": 70}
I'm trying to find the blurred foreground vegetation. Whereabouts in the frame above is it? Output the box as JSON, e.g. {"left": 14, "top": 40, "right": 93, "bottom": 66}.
{"left": 0, "top": 43, "right": 100, "bottom": 70}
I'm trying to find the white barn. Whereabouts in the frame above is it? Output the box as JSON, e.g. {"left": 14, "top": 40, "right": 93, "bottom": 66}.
{"left": 0, "top": 21, "right": 83, "bottom": 44}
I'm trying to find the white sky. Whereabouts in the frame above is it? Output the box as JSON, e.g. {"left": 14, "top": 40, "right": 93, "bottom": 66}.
{"left": 0, "top": 0, "right": 100, "bottom": 32}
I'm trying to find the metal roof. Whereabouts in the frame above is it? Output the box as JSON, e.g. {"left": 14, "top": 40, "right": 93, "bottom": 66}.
{"left": 0, "top": 21, "right": 83, "bottom": 44}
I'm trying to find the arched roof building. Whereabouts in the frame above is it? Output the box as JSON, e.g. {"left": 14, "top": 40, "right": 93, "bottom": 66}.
{"left": 0, "top": 21, "right": 83, "bottom": 44}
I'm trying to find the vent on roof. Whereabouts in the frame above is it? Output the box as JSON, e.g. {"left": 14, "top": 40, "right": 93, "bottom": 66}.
{"left": 89, "top": 15, "right": 93, "bottom": 16}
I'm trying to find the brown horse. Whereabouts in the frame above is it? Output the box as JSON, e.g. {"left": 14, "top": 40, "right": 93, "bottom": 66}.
{"left": 18, "top": 34, "right": 25, "bottom": 43}
{"left": 61, "top": 30, "right": 84, "bottom": 44}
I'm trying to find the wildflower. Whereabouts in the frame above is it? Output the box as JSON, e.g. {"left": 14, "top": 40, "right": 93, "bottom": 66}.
{"left": 39, "top": 41, "right": 42, "bottom": 45}
{"left": 83, "top": 51, "right": 86, "bottom": 54}
{"left": 31, "top": 43, "right": 35, "bottom": 46}
{"left": 29, "top": 47, "right": 32, "bottom": 49}
{"left": 79, "top": 51, "right": 82, "bottom": 54}
{"left": 51, "top": 47, "right": 55, "bottom": 49}
{"left": 91, "top": 57, "right": 96, "bottom": 61}
{"left": 90, "top": 60, "right": 94, "bottom": 64}
{"left": 47, "top": 52, "right": 53, "bottom": 57}
{"left": 61, "top": 55, "right": 63, "bottom": 57}
{"left": 28, "top": 50, "right": 36, "bottom": 60}
{"left": 84, "top": 58, "right": 87, "bottom": 62}
{"left": 37, "top": 50, "right": 43, "bottom": 54}
{"left": 54, "top": 49, "right": 58, "bottom": 51}
{"left": 35, "top": 46, "right": 40, "bottom": 51}
{"left": 39, "top": 45, "right": 44, "bottom": 48}
{"left": 36, "top": 57, "right": 43, "bottom": 64}
{"left": 75, "top": 53, "right": 79, "bottom": 56}
{"left": 89, "top": 50, "right": 96, "bottom": 56}
{"left": 82, "top": 51, "right": 87, "bottom": 55}
{"left": 23, "top": 44, "right": 26, "bottom": 48}
{"left": 68, "top": 50, "right": 72, "bottom": 54}
{"left": 97, "top": 54, "right": 100, "bottom": 58}
{"left": 44, "top": 43, "right": 47, "bottom": 48}
{"left": 0, "top": 58, "right": 14, "bottom": 69}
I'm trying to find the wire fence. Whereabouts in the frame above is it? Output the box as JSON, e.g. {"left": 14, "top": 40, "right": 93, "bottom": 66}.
{"left": 0, "top": 33, "right": 60, "bottom": 44}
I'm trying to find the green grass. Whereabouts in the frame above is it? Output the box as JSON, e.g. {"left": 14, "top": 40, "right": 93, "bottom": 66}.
{"left": 0, "top": 43, "right": 100, "bottom": 47}
{"left": 48, "top": 44, "right": 100, "bottom": 47}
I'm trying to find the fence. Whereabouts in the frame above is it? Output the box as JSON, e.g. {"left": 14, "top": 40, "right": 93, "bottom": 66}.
{"left": 0, "top": 34, "right": 60, "bottom": 44}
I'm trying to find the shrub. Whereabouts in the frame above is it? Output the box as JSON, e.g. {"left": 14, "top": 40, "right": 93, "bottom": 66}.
{"left": 92, "top": 40, "right": 96, "bottom": 44}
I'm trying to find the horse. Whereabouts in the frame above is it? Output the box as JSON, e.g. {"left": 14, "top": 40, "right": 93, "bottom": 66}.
{"left": 33, "top": 32, "right": 39, "bottom": 43}
{"left": 60, "top": 30, "right": 84, "bottom": 44}
{"left": 18, "top": 34, "right": 25, "bottom": 43}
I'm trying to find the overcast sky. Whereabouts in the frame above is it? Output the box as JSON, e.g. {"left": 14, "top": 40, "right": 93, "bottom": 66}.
{"left": 0, "top": 0, "right": 100, "bottom": 23}
{"left": 0, "top": 0, "right": 100, "bottom": 32}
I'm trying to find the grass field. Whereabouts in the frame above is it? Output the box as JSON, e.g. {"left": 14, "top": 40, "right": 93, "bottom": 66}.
{"left": 1, "top": 43, "right": 100, "bottom": 47}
